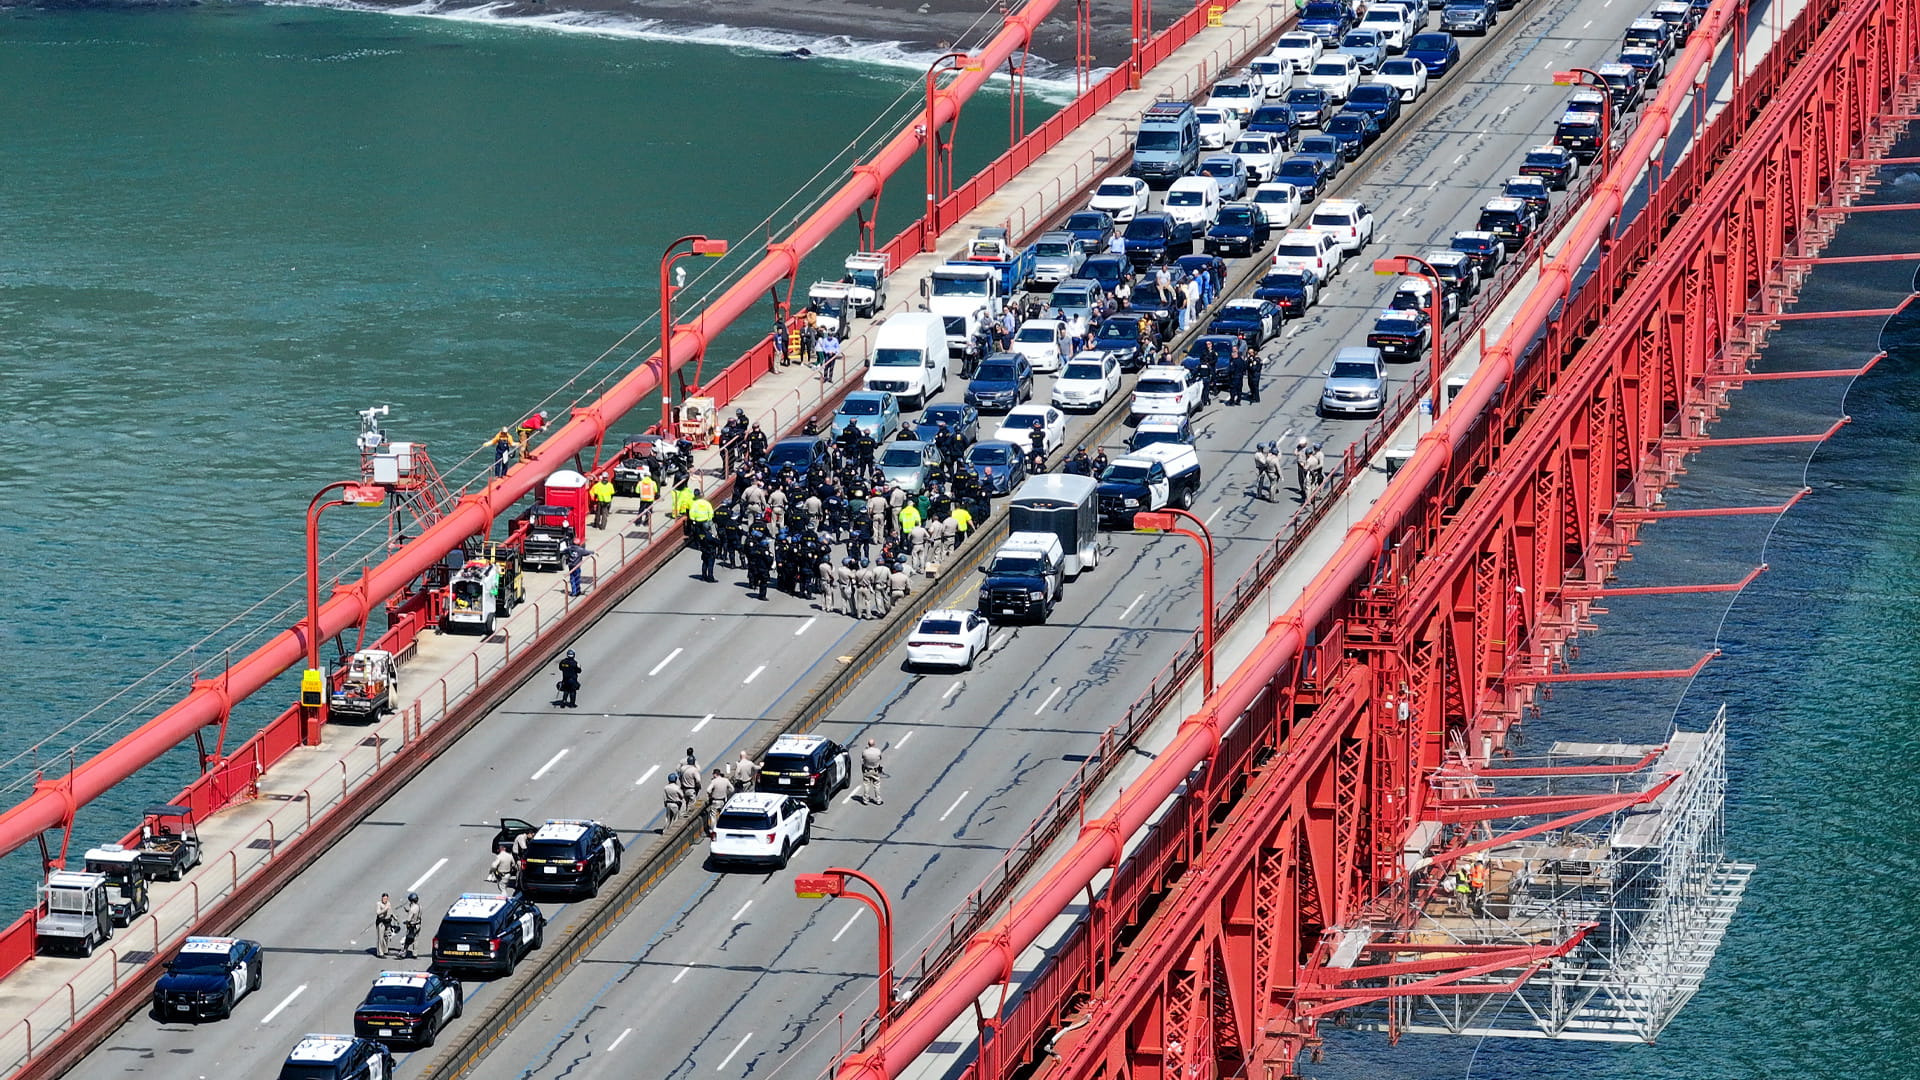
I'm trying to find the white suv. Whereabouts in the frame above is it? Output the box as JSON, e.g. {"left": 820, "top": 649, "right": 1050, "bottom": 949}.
{"left": 709, "top": 793, "right": 811, "bottom": 870}
{"left": 1307, "top": 198, "right": 1376, "bottom": 254}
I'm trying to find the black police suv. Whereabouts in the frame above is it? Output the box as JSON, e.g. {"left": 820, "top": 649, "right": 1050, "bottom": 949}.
{"left": 517, "top": 819, "right": 623, "bottom": 901}
{"left": 431, "top": 892, "right": 545, "bottom": 977}
{"left": 152, "top": 936, "right": 263, "bottom": 1021}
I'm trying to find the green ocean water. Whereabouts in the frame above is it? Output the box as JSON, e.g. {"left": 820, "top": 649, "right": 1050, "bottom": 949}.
{"left": 2, "top": 6, "right": 1916, "bottom": 1080}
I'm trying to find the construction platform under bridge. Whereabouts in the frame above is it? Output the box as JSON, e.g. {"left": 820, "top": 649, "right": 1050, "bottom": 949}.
{"left": 1336, "top": 707, "right": 1752, "bottom": 1043}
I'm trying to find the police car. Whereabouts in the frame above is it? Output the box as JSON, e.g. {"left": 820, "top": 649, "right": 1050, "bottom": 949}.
{"left": 708, "top": 793, "right": 812, "bottom": 870}
{"left": 277, "top": 1034, "right": 396, "bottom": 1080}
{"left": 430, "top": 893, "right": 544, "bottom": 977}
{"left": 517, "top": 819, "right": 623, "bottom": 901}
{"left": 151, "top": 935, "right": 263, "bottom": 1021}
{"left": 352, "top": 970, "right": 464, "bottom": 1048}
{"left": 755, "top": 734, "right": 852, "bottom": 810}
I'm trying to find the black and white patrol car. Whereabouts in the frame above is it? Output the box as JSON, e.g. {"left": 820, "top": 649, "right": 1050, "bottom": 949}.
{"left": 430, "top": 892, "right": 544, "bottom": 977}
{"left": 151, "top": 935, "right": 263, "bottom": 1021}
{"left": 352, "top": 970, "right": 464, "bottom": 1048}
{"left": 755, "top": 734, "right": 852, "bottom": 811}
{"left": 517, "top": 819, "right": 623, "bottom": 901}
{"left": 276, "top": 1034, "right": 396, "bottom": 1080}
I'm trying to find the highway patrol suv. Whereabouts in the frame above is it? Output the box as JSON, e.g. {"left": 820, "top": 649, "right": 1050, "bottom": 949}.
{"left": 151, "top": 935, "right": 263, "bottom": 1021}
{"left": 756, "top": 734, "right": 853, "bottom": 811}
{"left": 277, "top": 1034, "right": 396, "bottom": 1080}
{"left": 352, "top": 970, "right": 464, "bottom": 1049}
{"left": 430, "top": 893, "right": 544, "bottom": 977}
{"left": 518, "top": 819, "right": 623, "bottom": 901}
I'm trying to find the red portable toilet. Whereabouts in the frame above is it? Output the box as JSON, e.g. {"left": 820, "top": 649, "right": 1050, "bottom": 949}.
{"left": 540, "top": 470, "right": 591, "bottom": 541}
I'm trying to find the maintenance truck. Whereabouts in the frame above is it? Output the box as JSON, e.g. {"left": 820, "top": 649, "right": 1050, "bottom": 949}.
{"left": 37, "top": 871, "right": 114, "bottom": 956}
{"left": 330, "top": 648, "right": 398, "bottom": 718}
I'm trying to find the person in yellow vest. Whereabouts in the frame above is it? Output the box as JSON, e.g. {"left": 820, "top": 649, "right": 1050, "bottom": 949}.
{"left": 588, "top": 476, "right": 615, "bottom": 530}
{"left": 636, "top": 470, "right": 659, "bottom": 534}
{"left": 951, "top": 504, "right": 974, "bottom": 547}
{"left": 673, "top": 484, "right": 695, "bottom": 519}
{"left": 688, "top": 491, "right": 717, "bottom": 581}
{"left": 898, "top": 501, "right": 922, "bottom": 536}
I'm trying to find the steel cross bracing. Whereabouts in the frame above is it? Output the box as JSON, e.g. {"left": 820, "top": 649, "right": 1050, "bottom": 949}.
{"left": 832, "top": 0, "right": 1920, "bottom": 1075}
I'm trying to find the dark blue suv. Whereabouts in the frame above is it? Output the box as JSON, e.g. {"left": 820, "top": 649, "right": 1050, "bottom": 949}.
{"left": 1406, "top": 32, "right": 1461, "bottom": 76}
{"left": 964, "top": 353, "right": 1035, "bottom": 412}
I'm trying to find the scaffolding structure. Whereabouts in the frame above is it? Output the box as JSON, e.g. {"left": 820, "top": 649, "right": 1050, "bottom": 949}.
{"left": 1354, "top": 706, "right": 1753, "bottom": 1042}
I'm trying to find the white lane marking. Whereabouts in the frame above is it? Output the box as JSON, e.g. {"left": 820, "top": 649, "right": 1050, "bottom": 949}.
{"left": 1119, "top": 593, "right": 1145, "bottom": 621}
{"left": 940, "top": 790, "right": 971, "bottom": 822}
{"left": 992, "top": 632, "right": 1011, "bottom": 650}
{"left": 649, "top": 647, "right": 684, "bottom": 677}
{"left": 408, "top": 858, "right": 448, "bottom": 893}
{"left": 743, "top": 665, "right": 767, "bottom": 685}
{"left": 943, "top": 681, "right": 963, "bottom": 700}
{"left": 1582, "top": 18, "right": 1593, "bottom": 28}
{"left": 833, "top": 910, "right": 863, "bottom": 941}
{"left": 635, "top": 764, "right": 660, "bottom": 787}
{"left": 1034, "top": 686, "right": 1063, "bottom": 715}
{"left": 732, "top": 900, "right": 753, "bottom": 921}
{"left": 1452, "top": 153, "right": 1466, "bottom": 165}
{"left": 260, "top": 984, "right": 306, "bottom": 1025}
{"left": 794, "top": 617, "right": 817, "bottom": 636}
{"left": 898, "top": 730, "right": 914, "bottom": 747}
{"left": 609, "top": 1027, "right": 634, "bottom": 1052}
{"left": 1401, "top": 206, "right": 1416, "bottom": 218}
{"left": 844, "top": 789, "right": 859, "bottom": 804}
{"left": 531, "top": 749, "right": 569, "bottom": 781}
{"left": 1205, "top": 505, "right": 1224, "bottom": 525}
{"left": 1427, "top": 180, "right": 1440, "bottom": 191}
{"left": 715, "top": 1034, "right": 754, "bottom": 1071}
{"left": 673, "top": 965, "right": 693, "bottom": 984}
{"left": 692, "top": 712, "right": 715, "bottom": 733}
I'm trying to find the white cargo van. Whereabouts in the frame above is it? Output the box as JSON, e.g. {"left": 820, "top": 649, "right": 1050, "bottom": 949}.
{"left": 864, "top": 313, "right": 950, "bottom": 410}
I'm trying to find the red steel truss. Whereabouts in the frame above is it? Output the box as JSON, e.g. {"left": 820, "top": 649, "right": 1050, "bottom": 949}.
{"left": 840, "top": 0, "right": 1920, "bottom": 1075}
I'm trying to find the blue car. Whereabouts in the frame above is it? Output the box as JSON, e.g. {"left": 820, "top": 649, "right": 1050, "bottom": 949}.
{"left": 152, "top": 936, "right": 264, "bottom": 1021}
{"left": 1274, "top": 155, "right": 1330, "bottom": 200}
{"left": 1294, "top": 134, "right": 1347, "bottom": 178}
{"left": 831, "top": 390, "right": 901, "bottom": 441}
{"left": 1406, "top": 32, "right": 1461, "bottom": 76}
{"left": 1285, "top": 87, "right": 1334, "bottom": 129}
{"left": 913, "top": 401, "right": 980, "bottom": 447}
{"left": 1079, "top": 253, "right": 1132, "bottom": 293}
{"left": 1344, "top": 83, "right": 1403, "bottom": 129}
{"left": 964, "top": 353, "right": 1035, "bottom": 412}
{"left": 1325, "top": 110, "right": 1382, "bottom": 159}
{"left": 1090, "top": 312, "right": 1150, "bottom": 371}
{"left": 1246, "top": 104, "right": 1297, "bottom": 142}
{"left": 1298, "top": 0, "right": 1355, "bottom": 44}
{"left": 1062, "top": 209, "right": 1115, "bottom": 250}
{"left": 353, "top": 970, "right": 464, "bottom": 1048}
{"left": 965, "top": 440, "right": 1030, "bottom": 495}
{"left": 766, "top": 434, "right": 831, "bottom": 479}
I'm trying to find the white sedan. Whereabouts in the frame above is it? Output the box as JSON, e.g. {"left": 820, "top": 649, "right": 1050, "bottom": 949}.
{"left": 1375, "top": 58, "right": 1429, "bottom": 102}
{"left": 1010, "top": 318, "right": 1069, "bottom": 374}
{"left": 1051, "top": 352, "right": 1124, "bottom": 410}
{"left": 1249, "top": 181, "right": 1303, "bottom": 228}
{"left": 709, "top": 793, "right": 810, "bottom": 870}
{"left": 993, "top": 404, "right": 1068, "bottom": 456}
{"left": 905, "top": 609, "right": 992, "bottom": 670}
{"left": 1270, "top": 31, "right": 1323, "bottom": 74}
{"left": 1230, "top": 133, "right": 1284, "bottom": 184}
{"left": 1089, "top": 177, "right": 1151, "bottom": 223}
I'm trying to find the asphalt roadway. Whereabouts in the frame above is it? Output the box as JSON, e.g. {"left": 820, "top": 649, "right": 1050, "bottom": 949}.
{"left": 66, "top": 0, "right": 1674, "bottom": 1075}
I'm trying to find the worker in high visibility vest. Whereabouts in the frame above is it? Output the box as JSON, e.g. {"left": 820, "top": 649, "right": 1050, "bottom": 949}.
{"left": 588, "top": 476, "right": 615, "bottom": 530}
{"left": 636, "top": 471, "right": 659, "bottom": 533}
{"left": 688, "top": 491, "right": 717, "bottom": 581}
{"left": 673, "top": 484, "right": 695, "bottom": 519}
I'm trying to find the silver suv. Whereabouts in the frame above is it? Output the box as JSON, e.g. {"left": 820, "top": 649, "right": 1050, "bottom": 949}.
{"left": 1319, "top": 346, "right": 1388, "bottom": 417}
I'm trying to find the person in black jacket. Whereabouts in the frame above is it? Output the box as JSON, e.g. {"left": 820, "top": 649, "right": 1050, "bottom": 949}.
{"left": 556, "top": 650, "right": 582, "bottom": 709}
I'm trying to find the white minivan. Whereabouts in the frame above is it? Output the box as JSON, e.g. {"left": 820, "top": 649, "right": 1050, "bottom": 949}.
{"left": 864, "top": 312, "right": 950, "bottom": 409}
{"left": 1163, "top": 176, "right": 1222, "bottom": 231}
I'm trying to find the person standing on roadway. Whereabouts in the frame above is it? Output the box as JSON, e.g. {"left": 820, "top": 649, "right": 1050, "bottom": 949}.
{"left": 680, "top": 748, "right": 702, "bottom": 807}
{"left": 858, "top": 739, "right": 885, "bottom": 805}
{"left": 689, "top": 490, "right": 717, "bottom": 581}
{"left": 488, "top": 846, "right": 516, "bottom": 890}
{"left": 564, "top": 541, "right": 587, "bottom": 598}
{"left": 374, "top": 892, "right": 397, "bottom": 958}
{"left": 731, "top": 751, "right": 758, "bottom": 788}
{"left": 664, "top": 771, "right": 686, "bottom": 828}
{"left": 401, "top": 892, "right": 423, "bottom": 959}
{"left": 703, "top": 768, "right": 735, "bottom": 839}
{"left": 589, "top": 474, "right": 615, "bottom": 530}
{"left": 556, "top": 649, "right": 582, "bottom": 709}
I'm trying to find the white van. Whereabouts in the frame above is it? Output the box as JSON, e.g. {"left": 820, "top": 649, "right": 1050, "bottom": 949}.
{"left": 864, "top": 312, "right": 950, "bottom": 409}
{"left": 1164, "top": 176, "right": 1222, "bottom": 231}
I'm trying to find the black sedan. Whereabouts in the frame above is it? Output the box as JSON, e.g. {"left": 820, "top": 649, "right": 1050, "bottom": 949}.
{"left": 1062, "top": 209, "right": 1115, "bottom": 251}
{"left": 913, "top": 402, "right": 980, "bottom": 448}
{"left": 152, "top": 936, "right": 263, "bottom": 1021}
{"left": 1324, "top": 111, "right": 1382, "bottom": 159}
{"left": 353, "top": 969, "right": 464, "bottom": 1048}
{"left": 965, "top": 441, "right": 1030, "bottom": 495}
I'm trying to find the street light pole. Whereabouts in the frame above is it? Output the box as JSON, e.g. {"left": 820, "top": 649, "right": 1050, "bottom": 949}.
{"left": 1131, "top": 509, "right": 1216, "bottom": 693}
{"left": 795, "top": 868, "right": 896, "bottom": 1031}
{"left": 658, "top": 234, "right": 732, "bottom": 435}
{"left": 1552, "top": 67, "right": 1614, "bottom": 175}
{"left": 1372, "top": 254, "right": 1446, "bottom": 420}
{"left": 924, "top": 52, "right": 973, "bottom": 251}
{"left": 304, "top": 480, "right": 389, "bottom": 746}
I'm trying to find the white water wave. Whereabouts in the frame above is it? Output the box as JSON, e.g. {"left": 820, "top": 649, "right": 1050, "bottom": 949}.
{"left": 275, "top": 0, "right": 1100, "bottom": 99}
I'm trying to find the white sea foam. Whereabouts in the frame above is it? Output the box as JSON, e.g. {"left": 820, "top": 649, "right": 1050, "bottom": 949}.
{"left": 275, "top": 0, "right": 1100, "bottom": 99}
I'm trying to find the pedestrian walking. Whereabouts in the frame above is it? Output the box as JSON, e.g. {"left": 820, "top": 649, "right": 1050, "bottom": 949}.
{"left": 858, "top": 739, "right": 886, "bottom": 805}
{"left": 889, "top": 565, "right": 910, "bottom": 608}
{"left": 703, "top": 768, "right": 736, "bottom": 838}
{"left": 555, "top": 649, "right": 582, "bottom": 708}
{"left": 817, "top": 331, "right": 842, "bottom": 384}
{"left": 488, "top": 846, "right": 517, "bottom": 890}
{"left": 589, "top": 475, "right": 615, "bottom": 530}
{"left": 1253, "top": 443, "right": 1274, "bottom": 501}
